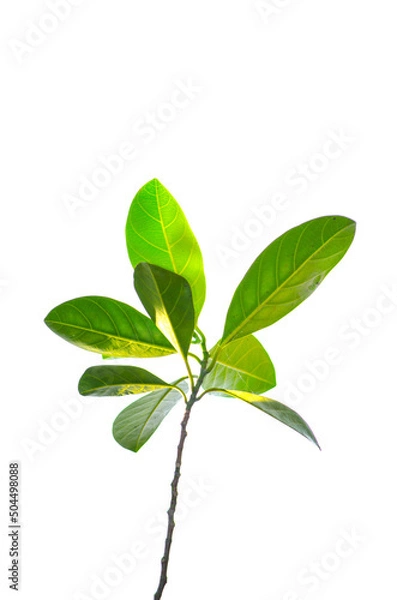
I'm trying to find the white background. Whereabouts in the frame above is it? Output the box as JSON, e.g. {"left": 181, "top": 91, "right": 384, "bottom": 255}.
{"left": 1, "top": 1, "right": 397, "bottom": 599}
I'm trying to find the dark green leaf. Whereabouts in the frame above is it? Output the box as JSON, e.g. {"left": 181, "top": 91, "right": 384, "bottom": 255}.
{"left": 113, "top": 381, "right": 188, "bottom": 452}
{"left": 203, "top": 335, "right": 276, "bottom": 394}
{"left": 44, "top": 296, "right": 175, "bottom": 358}
{"left": 78, "top": 365, "right": 173, "bottom": 397}
{"left": 215, "top": 390, "right": 320, "bottom": 448}
{"left": 222, "top": 216, "right": 356, "bottom": 344}
{"left": 134, "top": 263, "right": 195, "bottom": 358}
{"left": 126, "top": 179, "right": 206, "bottom": 318}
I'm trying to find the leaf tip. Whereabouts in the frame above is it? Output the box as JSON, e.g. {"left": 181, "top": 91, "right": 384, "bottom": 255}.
{"left": 309, "top": 430, "right": 321, "bottom": 450}
{"left": 77, "top": 368, "right": 91, "bottom": 396}
{"left": 77, "top": 381, "right": 87, "bottom": 397}
{"left": 146, "top": 177, "right": 163, "bottom": 192}
{"left": 43, "top": 307, "right": 54, "bottom": 325}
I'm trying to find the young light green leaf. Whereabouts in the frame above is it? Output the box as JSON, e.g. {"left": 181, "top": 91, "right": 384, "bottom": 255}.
{"left": 44, "top": 296, "right": 175, "bottom": 358}
{"left": 113, "top": 381, "right": 188, "bottom": 452}
{"left": 126, "top": 179, "right": 206, "bottom": 319}
{"left": 222, "top": 216, "right": 356, "bottom": 344}
{"left": 134, "top": 263, "right": 195, "bottom": 358}
{"left": 212, "top": 389, "right": 320, "bottom": 448}
{"left": 203, "top": 335, "right": 276, "bottom": 394}
{"left": 78, "top": 365, "right": 173, "bottom": 397}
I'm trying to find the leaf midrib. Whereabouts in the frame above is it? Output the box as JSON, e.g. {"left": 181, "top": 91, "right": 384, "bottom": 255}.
{"left": 223, "top": 221, "right": 354, "bottom": 344}
{"left": 45, "top": 319, "right": 173, "bottom": 353}
{"left": 140, "top": 266, "right": 185, "bottom": 356}
{"left": 135, "top": 389, "right": 174, "bottom": 448}
{"left": 155, "top": 180, "right": 177, "bottom": 272}
{"left": 84, "top": 382, "right": 169, "bottom": 395}
{"left": 135, "top": 382, "right": 185, "bottom": 448}
{"left": 216, "top": 357, "right": 274, "bottom": 386}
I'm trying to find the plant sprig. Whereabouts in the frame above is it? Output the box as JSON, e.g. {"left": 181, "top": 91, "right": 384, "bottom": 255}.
{"left": 44, "top": 178, "right": 356, "bottom": 599}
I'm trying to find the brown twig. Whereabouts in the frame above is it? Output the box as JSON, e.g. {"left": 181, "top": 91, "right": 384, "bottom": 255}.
{"left": 153, "top": 355, "right": 208, "bottom": 600}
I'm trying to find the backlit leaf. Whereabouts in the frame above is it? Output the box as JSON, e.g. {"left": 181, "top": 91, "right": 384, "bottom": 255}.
{"left": 78, "top": 365, "right": 173, "bottom": 397}
{"left": 44, "top": 296, "right": 175, "bottom": 358}
{"left": 203, "top": 335, "right": 276, "bottom": 394}
{"left": 213, "top": 389, "right": 320, "bottom": 448}
{"left": 113, "top": 381, "right": 188, "bottom": 452}
{"left": 126, "top": 179, "right": 206, "bottom": 318}
{"left": 222, "top": 216, "right": 356, "bottom": 344}
{"left": 134, "top": 263, "right": 195, "bottom": 358}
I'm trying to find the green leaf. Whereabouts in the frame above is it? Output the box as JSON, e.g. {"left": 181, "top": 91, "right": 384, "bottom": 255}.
{"left": 222, "top": 216, "right": 356, "bottom": 344}
{"left": 216, "top": 390, "right": 320, "bottom": 448}
{"left": 113, "top": 381, "right": 188, "bottom": 452}
{"left": 44, "top": 296, "right": 175, "bottom": 358}
{"left": 203, "top": 335, "right": 276, "bottom": 394}
{"left": 126, "top": 179, "right": 206, "bottom": 319}
{"left": 78, "top": 365, "right": 173, "bottom": 396}
{"left": 134, "top": 263, "right": 195, "bottom": 358}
